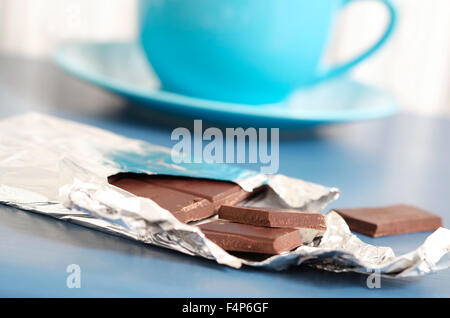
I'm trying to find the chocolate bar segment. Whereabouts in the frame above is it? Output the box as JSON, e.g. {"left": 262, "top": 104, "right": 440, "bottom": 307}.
{"left": 110, "top": 177, "right": 214, "bottom": 223}
{"left": 219, "top": 205, "right": 326, "bottom": 229}
{"left": 141, "top": 175, "right": 251, "bottom": 208}
{"left": 334, "top": 204, "right": 442, "bottom": 237}
{"left": 142, "top": 175, "right": 244, "bottom": 202}
{"left": 109, "top": 174, "right": 251, "bottom": 223}
{"left": 198, "top": 220, "right": 302, "bottom": 254}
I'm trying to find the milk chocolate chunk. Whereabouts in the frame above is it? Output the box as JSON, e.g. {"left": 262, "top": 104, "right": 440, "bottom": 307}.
{"left": 334, "top": 204, "right": 443, "bottom": 237}
{"left": 219, "top": 205, "right": 327, "bottom": 229}
{"left": 141, "top": 175, "right": 251, "bottom": 208}
{"left": 110, "top": 177, "right": 214, "bottom": 223}
{"left": 109, "top": 174, "right": 251, "bottom": 223}
{"left": 198, "top": 220, "right": 302, "bottom": 254}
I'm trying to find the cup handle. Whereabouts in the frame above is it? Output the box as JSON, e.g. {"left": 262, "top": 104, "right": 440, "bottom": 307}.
{"left": 315, "top": 0, "right": 397, "bottom": 82}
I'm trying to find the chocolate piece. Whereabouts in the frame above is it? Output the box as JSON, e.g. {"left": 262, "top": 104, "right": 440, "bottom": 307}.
{"left": 219, "top": 205, "right": 326, "bottom": 243}
{"left": 198, "top": 220, "right": 302, "bottom": 254}
{"left": 110, "top": 177, "right": 214, "bottom": 223}
{"left": 141, "top": 175, "right": 250, "bottom": 208}
{"left": 334, "top": 204, "right": 443, "bottom": 237}
{"left": 218, "top": 205, "right": 326, "bottom": 229}
{"left": 109, "top": 174, "right": 250, "bottom": 223}
{"left": 142, "top": 175, "right": 242, "bottom": 201}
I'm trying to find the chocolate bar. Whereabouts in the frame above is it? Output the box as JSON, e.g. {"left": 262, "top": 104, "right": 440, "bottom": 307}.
{"left": 111, "top": 177, "right": 212, "bottom": 222}
{"left": 334, "top": 204, "right": 443, "bottom": 237}
{"left": 109, "top": 174, "right": 250, "bottom": 223}
{"left": 140, "top": 175, "right": 250, "bottom": 208}
{"left": 218, "top": 205, "right": 327, "bottom": 243}
{"left": 198, "top": 220, "right": 302, "bottom": 254}
{"left": 219, "top": 205, "right": 326, "bottom": 229}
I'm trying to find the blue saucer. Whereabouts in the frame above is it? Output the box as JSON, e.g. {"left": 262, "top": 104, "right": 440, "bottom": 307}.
{"left": 54, "top": 42, "right": 398, "bottom": 129}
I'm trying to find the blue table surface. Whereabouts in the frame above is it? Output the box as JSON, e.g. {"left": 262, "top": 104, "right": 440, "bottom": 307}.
{"left": 0, "top": 56, "right": 449, "bottom": 297}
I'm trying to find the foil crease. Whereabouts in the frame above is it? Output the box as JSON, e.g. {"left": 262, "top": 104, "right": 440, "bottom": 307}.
{"left": 0, "top": 113, "right": 448, "bottom": 277}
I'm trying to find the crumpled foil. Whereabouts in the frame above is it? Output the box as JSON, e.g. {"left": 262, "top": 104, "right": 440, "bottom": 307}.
{"left": 0, "top": 113, "right": 449, "bottom": 277}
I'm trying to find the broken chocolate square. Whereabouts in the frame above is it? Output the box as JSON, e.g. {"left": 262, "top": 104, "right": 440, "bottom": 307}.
{"left": 334, "top": 204, "right": 442, "bottom": 237}
{"left": 198, "top": 219, "right": 302, "bottom": 254}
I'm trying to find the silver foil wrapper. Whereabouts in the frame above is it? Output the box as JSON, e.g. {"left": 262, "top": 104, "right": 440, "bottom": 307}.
{"left": 0, "top": 113, "right": 449, "bottom": 277}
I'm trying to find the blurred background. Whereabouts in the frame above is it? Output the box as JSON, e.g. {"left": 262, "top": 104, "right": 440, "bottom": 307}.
{"left": 0, "top": 0, "right": 449, "bottom": 116}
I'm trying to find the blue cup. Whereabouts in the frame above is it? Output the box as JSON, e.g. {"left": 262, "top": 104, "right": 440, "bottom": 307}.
{"left": 139, "top": 0, "right": 396, "bottom": 104}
